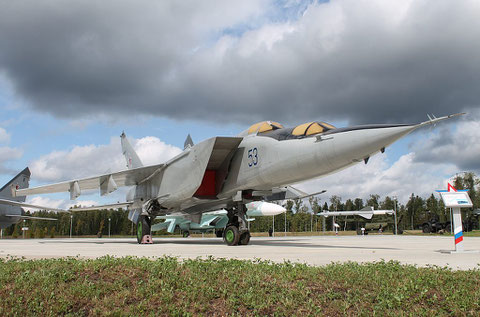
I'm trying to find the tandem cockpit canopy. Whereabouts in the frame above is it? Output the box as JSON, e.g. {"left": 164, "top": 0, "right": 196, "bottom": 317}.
{"left": 238, "top": 120, "right": 336, "bottom": 140}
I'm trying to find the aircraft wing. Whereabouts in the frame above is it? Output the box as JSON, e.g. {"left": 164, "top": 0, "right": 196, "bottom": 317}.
{"left": 0, "top": 198, "right": 69, "bottom": 213}
{"left": 13, "top": 164, "right": 165, "bottom": 199}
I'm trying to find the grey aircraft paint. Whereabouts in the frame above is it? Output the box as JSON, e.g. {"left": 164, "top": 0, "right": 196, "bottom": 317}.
{"left": 0, "top": 168, "right": 30, "bottom": 229}
{"left": 12, "top": 113, "right": 463, "bottom": 244}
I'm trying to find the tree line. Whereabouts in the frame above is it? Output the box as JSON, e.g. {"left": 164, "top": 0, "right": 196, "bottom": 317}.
{"left": 3, "top": 173, "right": 479, "bottom": 238}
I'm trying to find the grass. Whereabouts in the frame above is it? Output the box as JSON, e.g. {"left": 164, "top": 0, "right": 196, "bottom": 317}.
{"left": 0, "top": 257, "right": 479, "bottom": 316}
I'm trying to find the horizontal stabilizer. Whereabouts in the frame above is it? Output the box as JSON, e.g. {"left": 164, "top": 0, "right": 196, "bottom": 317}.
{"left": 200, "top": 215, "right": 222, "bottom": 227}
{"left": 69, "top": 202, "right": 133, "bottom": 212}
{"left": 6, "top": 215, "right": 58, "bottom": 221}
{"left": 0, "top": 198, "right": 69, "bottom": 213}
{"left": 151, "top": 218, "right": 178, "bottom": 233}
{"left": 151, "top": 221, "right": 169, "bottom": 232}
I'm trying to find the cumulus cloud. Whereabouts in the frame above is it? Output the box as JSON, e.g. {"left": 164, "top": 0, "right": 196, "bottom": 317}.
{"left": 0, "top": 0, "right": 479, "bottom": 124}
{"left": 296, "top": 152, "right": 457, "bottom": 204}
{"left": 413, "top": 117, "right": 480, "bottom": 173}
{"left": 0, "top": 145, "right": 23, "bottom": 174}
{"left": 27, "top": 196, "right": 99, "bottom": 210}
{"left": 30, "top": 135, "right": 182, "bottom": 182}
{"left": 0, "top": 127, "right": 10, "bottom": 144}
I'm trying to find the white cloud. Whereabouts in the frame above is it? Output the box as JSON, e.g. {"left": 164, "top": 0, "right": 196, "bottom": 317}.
{"left": 27, "top": 196, "right": 99, "bottom": 210}
{"left": 30, "top": 135, "right": 182, "bottom": 182}
{"left": 134, "top": 136, "right": 182, "bottom": 167}
{"left": 296, "top": 151, "right": 458, "bottom": 205}
{"left": 0, "top": 127, "right": 10, "bottom": 144}
{"left": 0, "top": 145, "right": 23, "bottom": 173}
{"left": 0, "top": 146, "right": 22, "bottom": 159}
{"left": 413, "top": 117, "right": 480, "bottom": 173}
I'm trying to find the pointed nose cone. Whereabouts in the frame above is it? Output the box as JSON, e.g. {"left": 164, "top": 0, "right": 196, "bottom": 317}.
{"left": 246, "top": 202, "right": 286, "bottom": 216}
{"left": 328, "top": 125, "right": 417, "bottom": 166}
{"left": 363, "top": 125, "right": 416, "bottom": 153}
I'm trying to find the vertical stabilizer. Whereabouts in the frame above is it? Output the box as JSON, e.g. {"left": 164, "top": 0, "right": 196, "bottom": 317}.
{"left": 120, "top": 132, "right": 143, "bottom": 169}
{"left": 0, "top": 167, "right": 30, "bottom": 202}
{"left": 184, "top": 134, "right": 194, "bottom": 150}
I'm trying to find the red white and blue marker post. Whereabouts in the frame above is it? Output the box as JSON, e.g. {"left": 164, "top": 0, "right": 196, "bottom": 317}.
{"left": 436, "top": 183, "right": 473, "bottom": 253}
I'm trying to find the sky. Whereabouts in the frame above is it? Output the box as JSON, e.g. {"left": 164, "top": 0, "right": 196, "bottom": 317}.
{"left": 0, "top": 0, "right": 479, "bottom": 208}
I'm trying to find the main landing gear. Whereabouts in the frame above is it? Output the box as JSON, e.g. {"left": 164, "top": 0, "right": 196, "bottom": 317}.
{"left": 224, "top": 203, "right": 251, "bottom": 246}
{"left": 136, "top": 215, "right": 153, "bottom": 244}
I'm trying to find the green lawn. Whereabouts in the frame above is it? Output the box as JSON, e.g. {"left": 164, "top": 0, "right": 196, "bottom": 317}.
{"left": 0, "top": 257, "right": 478, "bottom": 316}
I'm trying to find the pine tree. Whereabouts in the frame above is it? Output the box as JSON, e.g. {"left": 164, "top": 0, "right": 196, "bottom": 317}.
{"left": 12, "top": 224, "right": 19, "bottom": 238}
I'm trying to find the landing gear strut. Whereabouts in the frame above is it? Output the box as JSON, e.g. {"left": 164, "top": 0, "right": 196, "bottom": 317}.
{"left": 224, "top": 202, "right": 251, "bottom": 246}
{"left": 136, "top": 215, "right": 153, "bottom": 244}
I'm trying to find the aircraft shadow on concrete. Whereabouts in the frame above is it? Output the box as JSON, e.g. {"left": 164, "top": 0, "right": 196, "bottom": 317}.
{"left": 251, "top": 240, "right": 400, "bottom": 250}
{"left": 38, "top": 238, "right": 400, "bottom": 250}
{"left": 38, "top": 239, "right": 139, "bottom": 245}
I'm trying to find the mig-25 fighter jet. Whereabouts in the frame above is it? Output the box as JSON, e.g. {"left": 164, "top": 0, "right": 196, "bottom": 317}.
{"left": 11, "top": 113, "right": 462, "bottom": 245}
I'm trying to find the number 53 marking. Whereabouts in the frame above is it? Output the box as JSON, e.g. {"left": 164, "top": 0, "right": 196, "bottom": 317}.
{"left": 248, "top": 148, "right": 258, "bottom": 167}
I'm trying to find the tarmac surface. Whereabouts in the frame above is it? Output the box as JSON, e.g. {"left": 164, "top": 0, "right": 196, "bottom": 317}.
{"left": 1, "top": 235, "right": 479, "bottom": 270}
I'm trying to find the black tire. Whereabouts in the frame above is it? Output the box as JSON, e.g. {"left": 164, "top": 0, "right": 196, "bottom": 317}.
{"left": 422, "top": 224, "right": 431, "bottom": 234}
{"left": 183, "top": 231, "right": 190, "bottom": 238}
{"left": 445, "top": 223, "right": 452, "bottom": 233}
{"left": 215, "top": 229, "right": 224, "bottom": 238}
{"left": 136, "top": 215, "right": 151, "bottom": 244}
{"left": 238, "top": 231, "right": 251, "bottom": 245}
{"left": 224, "top": 226, "right": 240, "bottom": 246}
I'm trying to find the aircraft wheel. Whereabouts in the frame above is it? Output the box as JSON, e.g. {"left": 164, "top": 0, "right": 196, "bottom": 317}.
{"left": 136, "top": 215, "right": 151, "bottom": 244}
{"left": 238, "top": 231, "right": 251, "bottom": 245}
{"left": 224, "top": 226, "right": 240, "bottom": 246}
{"left": 422, "top": 224, "right": 431, "bottom": 234}
{"left": 183, "top": 231, "right": 190, "bottom": 238}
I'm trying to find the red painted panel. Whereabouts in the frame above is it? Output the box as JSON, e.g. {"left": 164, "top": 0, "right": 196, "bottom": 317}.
{"left": 194, "top": 170, "right": 216, "bottom": 197}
